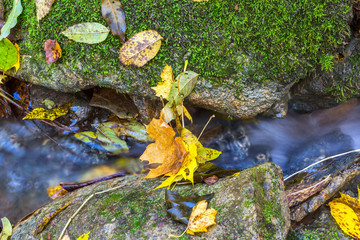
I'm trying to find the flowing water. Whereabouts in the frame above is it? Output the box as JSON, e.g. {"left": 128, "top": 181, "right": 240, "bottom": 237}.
{"left": 0, "top": 98, "right": 359, "bottom": 223}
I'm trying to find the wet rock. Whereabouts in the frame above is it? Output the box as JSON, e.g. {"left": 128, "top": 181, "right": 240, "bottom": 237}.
{"left": 12, "top": 163, "right": 290, "bottom": 240}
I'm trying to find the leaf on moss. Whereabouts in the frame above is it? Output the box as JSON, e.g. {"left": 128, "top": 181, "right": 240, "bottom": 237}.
{"left": 140, "top": 118, "right": 187, "bottom": 178}
{"left": 187, "top": 200, "right": 217, "bottom": 235}
{"left": 0, "top": 217, "right": 12, "bottom": 240}
{"left": 35, "top": 0, "right": 55, "bottom": 22}
{"left": 119, "top": 30, "right": 162, "bottom": 67}
{"left": 151, "top": 64, "right": 174, "bottom": 100}
{"left": 61, "top": 22, "right": 110, "bottom": 44}
{"left": 44, "top": 39, "right": 61, "bottom": 63}
{"left": 101, "top": 0, "right": 126, "bottom": 43}
{"left": 76, "top": 231, "right": 90, "bottom": 240}
{"left": 33, "top": 201, "right": 71, "bottom": 236}
{"left": 23, "top": 100, "right": 73, "bottom": 121}
{"left": 0, "top": 0, "right": 22, "bottom": 41}
{"left": 286, "top": 175, "right": 331, "bottom": 207}
{"left": 47, "top": 185, "right": 68, "bottom": 200}
{"left": 329, "top": 187, "right": 360, "bottom": 239}
{"left": 0, "top": 38, "right": 18, "bottom": 72}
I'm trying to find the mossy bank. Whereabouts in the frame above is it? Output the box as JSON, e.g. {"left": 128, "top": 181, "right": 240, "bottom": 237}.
{"left": 3, "top": 0, "right": 357, "bottom": 118}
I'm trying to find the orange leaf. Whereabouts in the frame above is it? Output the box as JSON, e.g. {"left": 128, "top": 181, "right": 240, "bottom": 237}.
{"left": 140, "top": 118, "right": 188, "bottom": 178}
{"left": 187, "top": 200, "right": 217, "bottom": 235}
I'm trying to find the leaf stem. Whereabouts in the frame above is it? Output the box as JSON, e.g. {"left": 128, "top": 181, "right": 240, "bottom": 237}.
{"left": 196, "top": 115, "right": 215, "bottom": 144}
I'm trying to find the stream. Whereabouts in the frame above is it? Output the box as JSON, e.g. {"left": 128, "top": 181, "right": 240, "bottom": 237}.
{"left": 0, "top": 97, "right": 359, "bottom": 224}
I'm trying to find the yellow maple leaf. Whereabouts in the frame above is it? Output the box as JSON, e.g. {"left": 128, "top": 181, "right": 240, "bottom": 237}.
{"left": 23, "top": 100, "right": 73, "bottom": 121}
{"left": 76, "top": 231, "right": 90, "bottom": 240}
{"left": 151, "top": 64, "right": 174, "bottom": 100}
{"left": 187, "top": 200, "right": 217, "bottom": 235}
{"left": 329, "top": 187, "right": 360, "bottom": 239}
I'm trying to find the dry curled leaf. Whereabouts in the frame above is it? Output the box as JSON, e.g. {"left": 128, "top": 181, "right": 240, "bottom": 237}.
{"left": 187, "top": 200, "right": 217, "bottom": 235}
{"left": 35, "top": 0, "right": 55, "bottom": 21}
{"left": 329, "top": 186, "right": 360, "bottom": 239}
{"left": 140, "top": 118, "right": 187, "bottom": 178}
{"left": 286, "top": 175, "right": 331, "bottom": 207}
{"left": 119, "top": 30, "right": 162, "bottom": 67}
{"left": 33, "top": 201, "right": 71, "bottom": 236}
{"left": 44, "top": 39, "right": 61, "bottom": 63}
{"left": 101, "top": 0, "right": 126, "bottom": 43}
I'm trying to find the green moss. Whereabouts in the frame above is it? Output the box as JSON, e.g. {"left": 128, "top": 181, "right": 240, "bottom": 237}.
{"left": 300, "top": 228, "right": 341, "bottom": 240}
{"left": 3, "top": 0, "right": 351, "bottom": 87}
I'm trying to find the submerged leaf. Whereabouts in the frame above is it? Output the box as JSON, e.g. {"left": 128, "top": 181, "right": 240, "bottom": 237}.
{"left": 0, "top": 217, "right": 12, "bottom": 240}
{"left": 101, "top": 0, "right": 126, "bottom": 43}
{"left": 61, "top": 22, "right": 110, "bottom": 44}
{"left": 44, "top": 39, "right": 61, "bottom": 63}
{"left": 329, "top": 187, "right": 360, "bottom": 239}
{"left": 0, "top": 38, "right": 18, "bottom": 72}
{"left": 23, "top": 100, "right": 72, "bottom": 121}
{"left": 0, "top": 0, "right": 22, "bottom": 41}
{"left": 119, "top": 30, "right": 162, "bottom": 67}
{"left": 102, "top": 119, "right": 153, "bottom": 142}
{"left": 33, "top": 201, "right": 71, "bottom": 236}
{"left": 35, "top": 0, "right": 55, "bottom": 21}
{"left": 140, "top": 118, "right": 187, "bottom": 178}
{"left": 187, "top": 200, "right": 217, "bottom": 235}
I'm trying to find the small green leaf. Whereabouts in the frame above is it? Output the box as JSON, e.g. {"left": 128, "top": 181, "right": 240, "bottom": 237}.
{"left": 0, "top": 217, "right": 12, "bottom": 240}
{"left": 168, "top": 71, "right": 199, "bottom": 106}
{"left": 0, "top": 0, "right": 23, "bottom": 41}
{"left": 0, "top": 38, "right": 18, "bottom": 72}
{"left": 61, "top": 22, "right": 110, "bottom": 44}
{"left": 97, "top": 124, "right": 129, "bottom": 154}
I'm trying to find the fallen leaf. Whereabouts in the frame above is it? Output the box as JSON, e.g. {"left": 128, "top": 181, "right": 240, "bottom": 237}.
{"left": 286, "top": 175, "right": 331, "bottom": 207}
{"left": 0, "top": 0, "right": 22, "bottom": 41}
{"left": 329, "top": 187, "right": 360, "bottom": 239}
{"left": 47, "top": 185, "right": 68, "bottom": 199}
{"left": 140, "top": 118, "right": 188, "bottom": 178}
{"left": 151, "top": 64, "right": 174, "bottom": 100}
{"left": 203, "top": 175, "right": 218, "bottom": 185}
{"left": 102, "top": 119, "right": 153, "bottom": 142}
{"left": 33, "top": 201, "right": 71, "bottom": 236}
{"left": 0, "top": 217, "right": 12, "bottom": 240}
{"left": 76, "top": 231, "right": 90, "bottom": 240}
{"left": 44, "top": 39, "right": 61, "bottom": 63}
{"left": 0, "top": 38, "right": 18, "bottom": 72}
{"left": 61, "top": 22, "right": 110, "bottom": 44}
{"left": 165, "top": 190, "right": 213, "bottom": 225}
{"left": 42, "top": 99, "right": 56, "bottom": 109}
{"left": 119, "top": 30, "right": 162, "bottom": 67}
{"left": 187, "top": 200, "right": 217, "bottom": 235}
{"left": 35, "top": 0, "right": 55, "bottom": 21}
{"left": 23, "top": 100, "right": 73, "bottom": 121}
{"left": 168, "top": 71, "right": 199, "bottom": 107}
{"left": 101, "top": 0, "right": 126, "bottom": 43}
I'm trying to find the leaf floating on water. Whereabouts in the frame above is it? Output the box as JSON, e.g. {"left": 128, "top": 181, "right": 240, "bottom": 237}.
{"left": 286, "top": 175, "right": 331, "bottom": 207}
{"left": 151, "top": 64, "right": 174, "bottom": 100}
{"left": 0, "top": 217, "right": 12, "bottom": 240}
{"left": 101, "top": 0, "right": 126, "bottom": 43}
{"left": 187, "top": 200, "right": 217, "bottom": 235}
{"left": 47, "top": 185, "right": 68, "bottom": 199}
{"left": 61, "top": 22, "right": 110, "bottom": 44}
{"left": 34, "top": 0, "right": 55, "bottom": 22}
{"left": 76, "top": 231, "right": 90, "bottom": 240}
{"left": 102, "top": 119, "right": 153, "bottom": 142}
{"left": 0, "top": 0, "right": 22, "bottom": 41}
{"left": 23, "top": 100, "right": 73, "bottom": 121}
{"left": 119, "top": 30, "right": 162, "bottom": 67}
{"left": 33, "top": 201, "right": 71, "bottom": 236}
{"left": 0, "top": 38, "right": 19, "bottom": 72}
{"left": 329, "top": 186, "right": 360, "bottom": 239}
{"left": 44, "top": 39, "right": 61, "bottom": 63}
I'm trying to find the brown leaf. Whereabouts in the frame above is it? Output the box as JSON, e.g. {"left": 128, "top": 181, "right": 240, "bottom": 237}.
{"left": 35, "top": 0, "right": 55, "bottom": 22}
{"left": 119, "top": 30, "right": 162, "bottom": 67}
{"left": 286, "top": 175, "right": 331, "bottom": 207}
{"left": 140, "top": 118, "right": 188, "bottom": 178}
{"left": 203, "top": 175, "right": 218, "bottom": 185}
{"left": 44, "top": 39, "right": 61, "bottom": 63}
{"left": 101, "top": 0, "right": 126, "bottom": 43}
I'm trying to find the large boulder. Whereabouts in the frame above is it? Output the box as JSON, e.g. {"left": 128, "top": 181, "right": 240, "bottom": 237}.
{"left": 12, "top": 163, "right": 290, "bottom": 240}
{"left": 2, "top": 0, "right": 355, "bottom": 118}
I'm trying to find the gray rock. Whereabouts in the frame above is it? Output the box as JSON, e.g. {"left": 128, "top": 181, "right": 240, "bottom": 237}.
{"left": 12, "top": 163, "right": 290, "bottom": 240}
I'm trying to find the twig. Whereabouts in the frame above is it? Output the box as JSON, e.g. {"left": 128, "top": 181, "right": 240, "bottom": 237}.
{"left": 284, "top": 149, "right": 360, "bottom": 181}
{"left": 195, "top": 115, "right": 215, "bottom": 144}
{"left": 57, "top": 184, "right": 126, "bottom": 240}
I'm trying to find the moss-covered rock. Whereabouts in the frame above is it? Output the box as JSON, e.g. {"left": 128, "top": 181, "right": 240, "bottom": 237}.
{"left": 2, "top": 0, "right": 354, "bottom": 118}
{"left": 12, "top": 163, "right": 290, "bottom": 240}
